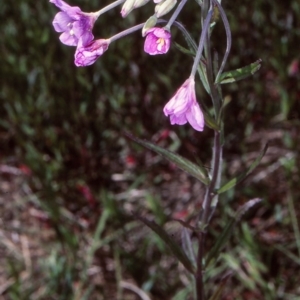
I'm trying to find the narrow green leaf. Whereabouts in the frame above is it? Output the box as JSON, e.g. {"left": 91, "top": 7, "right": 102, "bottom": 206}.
{"left": 203, "top": 111, "right": 220, "bottom": 131}
{"left": 173, "top": 286, "right": 192, "bottom": 300}
{"left": 174, "top": 42, "right": 195, "bottom": 57}
{"left": 274, "top": 244, "right": 300, "bottom": 266}
{"left": 197, "top": 63, "right": 210, "bottom": 94}
{"left": 86, "top": 209, "right": 110, "bottom": 271}
{"left": 135, "top": 215, "right": 196, "bottom": 274}
{"left": 217, "top": 143, "right": 268, "bottom": 194}
{"left": 206, "top": 218, "right": 235, "bottom": 267}
{"left": 126, "top": 133, "right": 209, "bottom": 185}
{"left": 207, "top": 274, "right": 231, "bottom": 300}
{"left": 216, "top": 59, "right": 262, "bottom": 84}
{"left": 206, "top": 198, "right": 261, "bottom": 267}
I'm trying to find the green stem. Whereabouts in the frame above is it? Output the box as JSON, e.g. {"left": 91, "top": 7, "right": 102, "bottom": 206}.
{"left": 190, "top": 9, "right": 213, "bottom": 78}
{"left": 95, "top": 0, "right": 126, "bottom": 17}
{"left": 165, "top": 0, "right": 189, "bottom": 30}
{"left": 195, "top": 129, "right": 222, "bottom": 300}
{"left": 203, "top": 1, "right": 221, "bottom": 116}
{"left": 110, "top": 19, "right": 165, "bottom": 42}
{"left": 202, "top": 129, "right": 222, "bottom": 225}
{"left": 212, "top": 0, "right": 232, "bottom": 83}
{"left": 195, "top": 2, "right": 224, "bottom": 297}
{"left": 201, "top": 0, "right": 210, "bottom": 24}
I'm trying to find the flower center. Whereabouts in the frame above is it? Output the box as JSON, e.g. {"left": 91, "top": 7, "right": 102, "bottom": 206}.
{"left": 156, "top": 38, "right": 165, "bottom": 51}
{"left": 67, "top": 22, "right": 74, "bottom": 36}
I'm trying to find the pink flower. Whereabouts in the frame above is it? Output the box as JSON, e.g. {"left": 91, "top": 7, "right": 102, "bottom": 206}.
{"left": 75, "top": 37, "right": 110, "bottom": 67}
{"left": 144, "top": 27, "right": 171, "bottom": 55}
{"left": 163, "top": 78, "right": 205, "bottom": 131}
{"left": 50, "top": 0, "right": 98, "bottom": 46}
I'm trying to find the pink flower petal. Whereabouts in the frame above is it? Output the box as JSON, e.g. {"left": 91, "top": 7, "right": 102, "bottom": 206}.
{"left": 50, "top": 0, "right": 97, "bottom": 46}
{"left": 164, "top": 78, "right": 205, "bottom": 131}
{"left": 186, "top": 103, "right": 205, "bottom": 131}
{"left": 75, "top": 39, "right": 110, "bottom": 67}
{"left": 144, "top": 27, "right": 171, "bottom": 55}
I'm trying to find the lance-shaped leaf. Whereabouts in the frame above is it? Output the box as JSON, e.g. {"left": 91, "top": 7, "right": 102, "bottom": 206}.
{"left": 217, "top": 143, "right": 268, "bottom": 194}
{"left": 207, "top": 273, "right": 232, "bottom": 300}
{"left": 216, "top": 59, "right": 262, "bottom": 84}
{"left": 135, "top": 215, "right": 196, "bottom": 274}
{"left": 275, "top": 244, "right": 300, "bottom": 266}
{"left": 205, "top": 198, "right": 261, "bottom": 267}
{"left": 203, "top": 111, "right": 220, "bottom": 131}
{"left": 126, "top": 133, "right": 209, "bottom": 185}
{"left": 174, "top": 42, "right": 195, "bottom": 57}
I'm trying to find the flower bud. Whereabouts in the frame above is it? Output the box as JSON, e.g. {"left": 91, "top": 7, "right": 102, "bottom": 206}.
{"left": 134, "top": 0, "right": 150, "bottom": 9}
{"left": 142, "top": 15, "right": 157, "bottom": 37}
{"left": 155, "top": 0, "right": 177, "bottom": 18}
{"left": 120, "top": 0, "right": 135, "bottom": 17}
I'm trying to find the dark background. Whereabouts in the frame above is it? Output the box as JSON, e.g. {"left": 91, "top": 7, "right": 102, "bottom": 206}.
{"left": 1, "top": 0, "right": 300, "bottom": 299}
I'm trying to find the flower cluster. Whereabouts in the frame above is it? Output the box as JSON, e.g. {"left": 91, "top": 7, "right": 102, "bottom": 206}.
{"left": 50, "top": 0, "right": 174, "bottom": 66}
{"left": 50, "top": 0, "right": 110, "bottom": 67}
{"left": 50, "top": 0, "right": 205, "bottom": 131}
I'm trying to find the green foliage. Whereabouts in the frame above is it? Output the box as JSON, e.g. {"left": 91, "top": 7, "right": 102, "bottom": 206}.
{"left": 217, "top": 143, "right": 268, "bottom": 194}
{"left": 134, "top": 215, "right": 196, "bottom": 274}
{"left": 127, "top": 133, "right": 209, "bottom": 185}
{"left": 216, "top": 59, "right": 262, "bottom": 84}
{"left": 205, "top": 198, "right": 261, "bottom": 267}
{"left": 1, "top": 0, "right": 300, "bottom": 298}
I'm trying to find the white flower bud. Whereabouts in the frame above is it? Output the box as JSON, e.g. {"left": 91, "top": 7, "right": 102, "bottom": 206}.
{"left": 134, "top": 0, "right": 150, "bottom": 9}
{"left": 120, "top": 0, "right": 136, "bottom": 17}
{"left": 155, "top": 0, "right": 177, "bottom": 18}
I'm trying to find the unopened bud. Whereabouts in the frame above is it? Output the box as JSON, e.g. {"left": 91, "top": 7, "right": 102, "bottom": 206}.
{"left": 142, "top": 15, "right": 158, "bottom": 37}
{"left": 134, "top": 0, "right": 150, "bottom": 8}
{"left": 155, "top": 0, "right": 177, "bottom": 18}
{"left": 121, "top": 0, "right": 135, "bottom": 17}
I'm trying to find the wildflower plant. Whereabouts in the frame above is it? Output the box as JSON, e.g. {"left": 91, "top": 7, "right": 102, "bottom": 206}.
{"left": 50, "top": 0, "right": 264, "bottom": 298}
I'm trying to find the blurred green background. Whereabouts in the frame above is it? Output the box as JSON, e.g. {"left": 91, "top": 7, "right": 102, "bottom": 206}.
{"left": 1, "top": 0, "right": 300, "bottom": 299}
